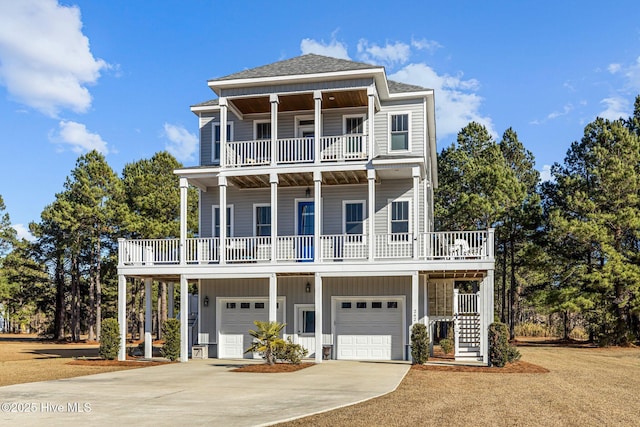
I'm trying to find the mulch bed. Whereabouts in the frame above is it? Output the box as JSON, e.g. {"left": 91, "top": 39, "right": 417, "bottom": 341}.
{"left": 412, "top": 360, "right": 549, "bottom": 373}
{"left": 232, "top": 362, "right": 315, "bottom": 373}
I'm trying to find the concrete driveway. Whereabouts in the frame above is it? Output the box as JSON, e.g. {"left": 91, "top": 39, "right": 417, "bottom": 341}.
{"left": 0, "top": 359, "right": 409, "bottom": 426}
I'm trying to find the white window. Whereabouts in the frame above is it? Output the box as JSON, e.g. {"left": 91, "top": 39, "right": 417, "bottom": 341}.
{"left": 212, "top": 205, "right": 234, "bottom": 237}
{"left": 344, "top": 115, "right": 364, "bottom": 135}
{"left": 254, "top": 204, "right": 271, "bottom": 237}
{"left": 389, "top": 113, "right": 410, "bottom": 152}
{"left": 389, "top": 199, "right": 410, "bottom": 241}
{"left": 212, "top": 122, "right": 234, "bottom": 163}
{"left": 254, "top": 121, "right": 271, "bottom": 140}
{"left": 343, "top": 201, "right": 365, "bottom": 235}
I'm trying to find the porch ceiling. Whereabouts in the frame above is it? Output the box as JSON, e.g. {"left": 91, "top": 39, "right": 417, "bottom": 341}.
{"left": 228, "top": 169, "right": 369, "bottom": 189}
{"left": 229, "top": 89, "right": 368, "bottom": 115}
{"left": 425, "top": 270, "right": 487, "bottom": 280}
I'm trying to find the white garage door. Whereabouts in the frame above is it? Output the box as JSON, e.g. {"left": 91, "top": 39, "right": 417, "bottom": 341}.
{"left": 218, "top": 298, "right": 284, "bottom": 359}
{"left": 335, "top": 298, "right": 404, "bottom": 360}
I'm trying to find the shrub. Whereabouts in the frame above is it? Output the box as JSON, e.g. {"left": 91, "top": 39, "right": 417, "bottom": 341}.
{"left": 99, "top": 318, "right": 121, "bottom": 360}
{"left": 161, "top": 318, "right": 181, "bottom": 361}
{"left": 410, "top": 323, "right": 429, "bottom": 364}
{"left": 489, "top": 322, "right": 520, "bottom": 367}
{"left": 274, "top": 338, "right": 308, "bottom": 364}
{"left": 245, "top": 320, "right": 286, "bottom": 365}
{"left": 514, "top": 322, "right": 555, "bottom": 338}
{"left": 439, "top": 338, "right": 453, "bottom": 355}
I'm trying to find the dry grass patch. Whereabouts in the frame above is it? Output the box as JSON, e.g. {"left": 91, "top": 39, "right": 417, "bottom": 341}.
{"left": 280, "top": 344, "right": 640, "bottom": 427}
{"left": 0, "top": 334, "right": 163, "bottom": 387}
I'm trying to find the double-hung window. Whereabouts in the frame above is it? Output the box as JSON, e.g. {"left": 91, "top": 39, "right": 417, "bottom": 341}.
{"left": 254, "top": 205, "right": 271, "bottom": 237}
{"left": 344, "top": 115, "right": 365, "bottom": 157}
{"left": 389, "top": 113, "right": 409, "bottom": 151}
{"left": 213, "top": 205, "right": 233, "bottom": 237}
{"left": 390, "top": 200, "right": 410, "bottom": 242}
{"left": 212, "top": 122, "right": 233, "bottom": 163}
{"left": 255, "top": 122, "right": 271, "bottom": 140}
{"left": 344, "top": 201, "right": 364, "bottom": 237}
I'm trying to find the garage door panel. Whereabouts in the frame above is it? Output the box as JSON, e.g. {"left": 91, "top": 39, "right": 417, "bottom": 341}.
{"left": 219, "top": 299, "right": 283, "bottom": 359}
{"left": 335, "top": 298, "right": 403, "bottom": 361}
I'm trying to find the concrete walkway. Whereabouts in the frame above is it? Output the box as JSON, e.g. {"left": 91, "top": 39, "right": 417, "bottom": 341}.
{"left": 0, "top": 359, "right": 409, "bottom": 426}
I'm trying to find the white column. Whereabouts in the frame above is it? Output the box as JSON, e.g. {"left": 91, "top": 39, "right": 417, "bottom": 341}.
{"left": 314, "top": 273, "right": 323, "bottom": 363}
{"left": 412, "top": 167, "right": 420, "bottom": 259}
{"left": 270, "top": 173, "right": 278, "bottom": 263}
{"left": 483, "top": 270, "right": 495, "bottom": 365}
{"left": 144, "top": 278, "right": 152, "bottom": 359}
{"left": 410, "top": 272, "right": 419, "bottom": 361}
{"left": 269, "top": 274, "right": 277, "bottom": 322}
{"left": 453, "top": 288, "right": 460, "bottom": 357}
{"left": 168, "top": 282, "right": 175, "bottom": 319}
{"left": 179, "top": 177, "right": 188, "bottom": 265}
{"left": 180, "top": 275, "right": 188, "bottom": 362}
{"left": 313, "top": 170, "right": 322, "bottom": 262}
{"left": 313, "top": 90, "right": 322, "bottom": 163}
{"left": 367, "top": 169, "right": 376, "bottom": 260}
{"left": 367, "top": 87, "right": 376, "bottom": 160}
{"left": 219, "top": 97, "right": 228, "bottom": 167}
{"left": 219, "top": 176, "right": 227, "bottom": 264}
{"left": 270, "top": 94, "right": 279, "bottom": 166}
{"left": 118, "top": 274, "right": 127, "bottom": 361}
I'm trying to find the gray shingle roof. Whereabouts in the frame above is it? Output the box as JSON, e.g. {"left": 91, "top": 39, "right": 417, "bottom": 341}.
{"left": 387, "top": 80, "right": 429, "bottom": 93}
{"left": 193, "top": 54, "right": 431, "bottom": 108}
{"left": 211, "top": 54, "right": 382, "bottom": 82}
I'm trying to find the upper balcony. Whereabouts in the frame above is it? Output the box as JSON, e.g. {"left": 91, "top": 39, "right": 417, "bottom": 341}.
{"left": 117, "top": 229, "right": 494, "bottom": 268}
{"left": 225, "top": 134, "right": 369, "bottom": 168}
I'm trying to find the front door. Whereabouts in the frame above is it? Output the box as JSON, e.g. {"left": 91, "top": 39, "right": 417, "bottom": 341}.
{"left": 297, "top": 201, "right": 314, "bottom": 261}
{"left": 294, "top": 304, "right": 316, "bottom": 357}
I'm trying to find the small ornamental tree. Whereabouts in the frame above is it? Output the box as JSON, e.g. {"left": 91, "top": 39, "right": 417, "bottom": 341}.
{"left": 161, "top": 318, "right": 181, "bottom": 361}
{"left": 410, "top": 323, "right": 429, "bottom": 364}
{"left": 245, "top": 320, "right": 286, "bottom": 365}
{"left": 99, "top": 318, "right": 120, "bottom": 360}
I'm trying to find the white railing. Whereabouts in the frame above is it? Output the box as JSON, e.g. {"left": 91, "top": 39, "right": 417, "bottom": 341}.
{"left": 277, "top": 137, "right": 314, "bottom": 164}
{"left": 374, "top": 233, "right": 413, "bottom": 258}
{"left": 321, "top": 234, "right": 368, "bottom": 260}
{"left": 276, "top": 235, "right": 314, "bottom": 262}
{"left": 118, "top": 238, "right": 179, "bottom": 265}
{"left": 226, "top": 236, "right": 272, "bottom": 262}
{"left": 320, "top": 135, "right": 368, "bottom": 161}
{"left": 421, "top": 230, "right": 488, "bottom": 259}
{"left": 118, "top": 230, "right": 493, "bottom": 266}
{"left": 457, "top": 292, "right": 479, "bottom": 314}
{"left": 226, "top": 140, "right": 271, "bottom": 167}
{"left": 186, "top": 238, "right": 219, "bottom": 263}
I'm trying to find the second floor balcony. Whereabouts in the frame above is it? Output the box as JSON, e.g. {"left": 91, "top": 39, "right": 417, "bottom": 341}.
{"left": 224, "top": 134, "right": 369, "bottom": 168}
{"left": 118, "top": 229, "right": 493, "bottom": 267}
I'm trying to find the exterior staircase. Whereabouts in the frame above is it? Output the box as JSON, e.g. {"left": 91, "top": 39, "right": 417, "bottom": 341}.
{"left": 454, "top": 290, "right": 483, "bottom": 362}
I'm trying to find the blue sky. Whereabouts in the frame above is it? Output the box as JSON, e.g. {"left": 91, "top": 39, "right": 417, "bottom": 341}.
{"left": 1, "top": 0, "right": 639, "bottom": 239}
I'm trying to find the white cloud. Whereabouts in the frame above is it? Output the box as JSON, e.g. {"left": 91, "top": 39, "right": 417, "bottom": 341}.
{"left": 547, "top": 103, "right": 574, "bottom": 120}
{"left": 300, "top": 38, "right": 350, "bottom": 60}
{"left": 50, "top": 120, "right": 109, "bottom": 154}
{"left": 13, "top": 224, "right": 35, "bottom": 242}
{"left": 539, "top": 165, "right": 552, "bottom": 182}
{"left": 164, "top": 123, "right": 197, "bottom": 162}
{"left": 411, "top": 38, "right": 442, "bottom": 53}
{"left": 357, "top": 40, "right": 411, "bottom": 66}
{"left": 598, "top": 97, "right": 630, "bottom": 120}
{"left": 390, "top": 63, "right": 495, "bottom": 138}
{"left": 608, "top": 63, "right": 621, "bottom": 74}
{"left": 0, "top": 0, "right": 108, "bottom": 117}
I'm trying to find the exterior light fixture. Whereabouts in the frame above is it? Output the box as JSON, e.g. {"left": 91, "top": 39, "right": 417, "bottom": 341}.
{"left": 305, "top": 282, "right": 311, "bottom": 293}
{"left": 203, "top": 296, "right": 209, "bottom": 307}
{"left": 305, "top": 187, "right": 311, "bottom": 198}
